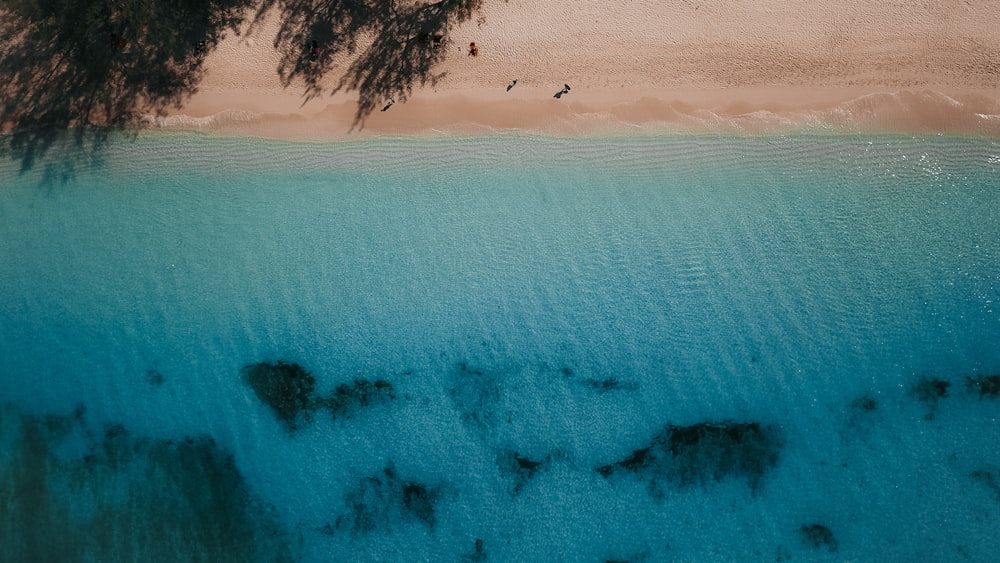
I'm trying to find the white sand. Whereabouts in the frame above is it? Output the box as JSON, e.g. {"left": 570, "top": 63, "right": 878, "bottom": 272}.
{"left": 162, "top": 0, "right": 1000, "bottom": 137}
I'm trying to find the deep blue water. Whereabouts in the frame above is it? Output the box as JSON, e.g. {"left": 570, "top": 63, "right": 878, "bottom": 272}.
{"left": 1, "top": 133, "right": 999, "bottom": 561}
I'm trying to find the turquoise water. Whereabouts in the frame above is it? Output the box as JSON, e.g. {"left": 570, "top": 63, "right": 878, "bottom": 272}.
{"left": 1, "top": 132, "right": 999, "bottom": 561}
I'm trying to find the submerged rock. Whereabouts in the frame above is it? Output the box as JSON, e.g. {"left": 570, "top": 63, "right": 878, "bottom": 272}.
{"left": 597, "top": 444, "right": 653, "bottom": 477}
{"left": 583, "top": 377, "right": 638, "bottom": 392}
{"left": 597, "top": 421, "right": 782, "bottom": 492}
{"left": 668, "top": 422, "right": 782, "bottom": 488}
{"left": 146, "top": 369, "right": 165, "bottom": 386}
{"left": 910, "top": 377, "right": 951, "bottom": 419}
{"left": 335, "top": 466, "right": 440, "bottom": 534}
{"left": 970, "top": 468, "right": 1000, "bottom": 502}
{"left": 242, "top": 361, "right": 395, "bottom": 430}
{"left": 587, "top": 377, "right": 623, "bottom": 391}
{"left": 842, "top": 393, "right": 881, "bottom": 439}
{"left": 321, "top": 379, "right": 396, "bottom": 418}
{"left": 461, "top": 538, "right": 488, "bottom": 562}
{"left": 242, "top": 361, "right": 317, "bottom": 431}
{"left": 850, "top": 394, "right": 877, "bottom": 413}
{"left": 0, "top": 404, "right": 293, "bottom": 562}
{"left": 799, "top": 523, "right": 837, "bottom": 553}
{"left": 401, "top": 482, "right": 437, "bottom": 527}
{"left": 966, "top": 375, "right": 1000, "bottom": 399}
{"left": 450, "top": 362, "right": 502, "bottom": 432}
{"left": 497, "top": 450, "right": 548, "bottom": 495}
{"left": 912, "top": 377, "right": 951, "bottom": 403}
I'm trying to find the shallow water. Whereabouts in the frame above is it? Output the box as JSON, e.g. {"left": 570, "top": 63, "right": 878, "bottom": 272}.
{"left": 1, "top": 132, "right": 999, "bottom": 561}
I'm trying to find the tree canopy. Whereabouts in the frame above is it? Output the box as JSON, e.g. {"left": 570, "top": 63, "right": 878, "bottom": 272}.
{"left": 0, "top": 0, "right": 483, "bottom": 171}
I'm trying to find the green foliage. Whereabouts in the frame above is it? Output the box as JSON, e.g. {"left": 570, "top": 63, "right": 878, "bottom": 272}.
{"left": 2, "top": 0, "right": 488, "bottom": 171}
{"left": 1, "top": 0, "right": 254, "bottom": 171}
{"left": 254, "top": 0, "right": 483, "bottom": 128}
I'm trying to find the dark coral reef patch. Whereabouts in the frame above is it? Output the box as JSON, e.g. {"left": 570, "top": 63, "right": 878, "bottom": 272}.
{"left": 850, "top": 394, "right": 878, "bottom": 413}
{"left": 597, "top": 421, "right": 782, "bottom": 492}
{"left": 583, "top": 377, "right": 638, "bottom": 392}
{"left": 241, "top": 361, "right": 394, "bottom": 431}
{"left": 320, "top": 379, "right": 396, "bottom": 419}
{"left": 496, "top": 449, "right": 549, "bottom": 495}
{"left": 333, "top": 466, "right": 440, "bottom": 535}
{"left": 449, "top": 362, "right": 502, "bottom": 432}
{"left": 242, "top": 361, "right": 317, "bottom": 430}
{"left": 966, "top": 375, "right": 1000, "bottom": 399}
{"left": 0, "top": 403, "right": 293, "bottom": 562}
{"left": 799, "top": 523, "right": 838, "bottom": 553}
{"left": 146, "top": 369, "right": 166, "bottom": 386}
{"left": 905, "top": 373, "right": 1000, "bottom": 418}
{"left": 461, "top": 538, "right": 488, "bottom": 562}
{"left": 912, "top": 377, "right": 951, "bottom": 403}
{"left": 970, "top": 468, "right": 1000, "bottom": 502}
{"left": 910, "top": 377, "right": 951, "bottom": 419}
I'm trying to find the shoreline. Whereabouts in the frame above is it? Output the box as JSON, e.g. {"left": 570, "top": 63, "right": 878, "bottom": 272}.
{"left": 151, "top": 87, "right": 1000, "bottom": 139}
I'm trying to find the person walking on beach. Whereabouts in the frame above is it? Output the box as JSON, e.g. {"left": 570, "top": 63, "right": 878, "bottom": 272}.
{"left": 381, "top": 97, "right": 395, "bottom": 112}
{"left": 553, "top": 84, "right": 570, "bottom": 99}
{"left": 507, "top": 79, "right": 517, "bottom": 91}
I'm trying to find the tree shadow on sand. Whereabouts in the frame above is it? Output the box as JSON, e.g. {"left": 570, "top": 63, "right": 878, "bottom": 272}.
{"left": 254, "top": 0, "right": 482, "bottom": 129}
{"left": 0, "top": 0, "right": 254, "bottom": 174}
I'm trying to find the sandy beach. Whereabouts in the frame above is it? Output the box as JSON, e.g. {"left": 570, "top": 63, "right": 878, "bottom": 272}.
{"left": 156, "top": 0, "right": 1000, "bottom": 137}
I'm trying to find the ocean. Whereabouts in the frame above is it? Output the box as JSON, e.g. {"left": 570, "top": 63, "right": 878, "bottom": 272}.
{"left": 1, "top": 132, "right": 998, "bottom": 561}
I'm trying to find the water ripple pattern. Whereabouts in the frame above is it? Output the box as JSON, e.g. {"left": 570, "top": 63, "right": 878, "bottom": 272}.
{"left": 1, "top": 133, "right": 999, "bottom": 562}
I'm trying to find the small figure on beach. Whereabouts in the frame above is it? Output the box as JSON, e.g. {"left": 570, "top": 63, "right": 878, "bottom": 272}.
{"left": 309, "top": 39, "right": 320, "bottom": 60}
{"left": 468, "top": 42, "right": 478, "bottom": 57}
{"left": 432, "top": 34, "right": 444, "bottom": 49}
{"left": 381, "top": 97, "right": 395, "bottom": 112}
{"left": 553, "top": 84, "right": 571, "bottom": 99}
{"left": 506, "top": 79, "right": 517, "bottom": 92}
